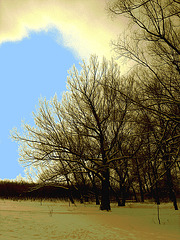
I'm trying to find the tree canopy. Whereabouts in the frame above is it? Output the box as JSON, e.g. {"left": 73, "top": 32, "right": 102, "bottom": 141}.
{"left": 11, "top": 0, "right": 180, "bottom": 211}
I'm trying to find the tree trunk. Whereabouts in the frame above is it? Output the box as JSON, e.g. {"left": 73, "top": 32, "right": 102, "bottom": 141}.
{"left": 163, "top": 152, "right": 178, "bottom": 210}
{"left": 88, "top": 172, "right": 100, "bottom": 205}
{"left": 135, "top": 158, "right": 144, "bottom": 202}
{"left": 68, "top": 188, "right": 75, "bottom": 204}
{"left": 95, "top": 192, "right": 100, "bottom": 205}
{"left": 131, "top": 184, "right": 138, "bottom": 202}
{"left": 100, "top": 169, "right": 111, "bottom": 211}
{"left": 166, "top": 167, "right": 178, "bottom": 210}
{"left": 154, "top": 182, "right": 160, "bottom": 205}
{"left": 110, "top": 185, "right": 121, "bottom": 206}
{"left": 119, "top": 184, "right": 126, "bottom": 206}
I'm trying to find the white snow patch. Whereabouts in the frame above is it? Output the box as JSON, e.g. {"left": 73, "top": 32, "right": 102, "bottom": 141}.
{"left": 0, "top": 200, "right": 179, "bottom": 240}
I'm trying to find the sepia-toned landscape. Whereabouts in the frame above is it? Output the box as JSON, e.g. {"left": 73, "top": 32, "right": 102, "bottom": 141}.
{"left": 0, "top": 0, "right": 180, "bottom": 239}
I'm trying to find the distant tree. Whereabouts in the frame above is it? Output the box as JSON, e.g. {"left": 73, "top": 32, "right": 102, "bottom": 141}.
{"left": 108, "top": 0, "right": 180, "bottom": 209}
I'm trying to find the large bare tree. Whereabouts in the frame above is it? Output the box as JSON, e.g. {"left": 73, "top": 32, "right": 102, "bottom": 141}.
{"left": 11, "top": 56, "right": 133, "bottom": 210}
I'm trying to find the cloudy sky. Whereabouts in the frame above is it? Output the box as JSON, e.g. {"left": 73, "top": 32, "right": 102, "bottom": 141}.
{"left": 0, "top": 0, "right": 128, "bottom": 181}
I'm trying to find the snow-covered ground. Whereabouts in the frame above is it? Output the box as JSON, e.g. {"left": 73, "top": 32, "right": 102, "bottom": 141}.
{"left": 0, "top": 199, "right": 179, "bottom": 240}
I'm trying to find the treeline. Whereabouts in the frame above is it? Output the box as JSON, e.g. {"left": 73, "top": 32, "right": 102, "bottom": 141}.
{"left": 11, "top": 0, "right": 180, "bottom": 211}
{"left": 0, "top": 179, "right": 179, "bottom": 204}
{"left": 0, "top": 180, "right": 70, "bottom": 200}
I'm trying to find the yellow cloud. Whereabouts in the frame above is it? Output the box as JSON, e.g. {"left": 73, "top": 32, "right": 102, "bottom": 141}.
{"left": 0, "top": 0, "right": 129, "bottom": 72}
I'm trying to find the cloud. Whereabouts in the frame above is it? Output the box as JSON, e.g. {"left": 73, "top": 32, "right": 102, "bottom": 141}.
{"left": 0, "top": 0, "right": 128, "bottom": 68}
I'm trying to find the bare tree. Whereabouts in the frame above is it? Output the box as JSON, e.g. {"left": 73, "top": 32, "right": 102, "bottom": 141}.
{"left": 108, "top": 0, "right": 180, "bottom": 120}
{"left": 108, "top": 0, "right": 180, "bottom": 209}
{"left": 11, "top": 56, "right": 133, "bottom": 211}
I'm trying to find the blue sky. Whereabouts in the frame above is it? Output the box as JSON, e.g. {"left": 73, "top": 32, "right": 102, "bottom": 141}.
{"left": 0, "top": 0, "right": 128, "bottom": 181}
{"left": 0, "top": 30, "right": 80, "bottom": 180}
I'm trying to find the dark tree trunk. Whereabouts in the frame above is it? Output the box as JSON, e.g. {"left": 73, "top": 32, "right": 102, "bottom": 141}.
{"left": 100, "top": 169, "right": 111, "bottom": 211}
{"left": 149, "top": 157, "right": 160, "bottom": 204}
{"left": 154, "top": 182, "right": 160, "bottom": 205}
{"left": 138, "top": 174, "right": 144, "bottom": 202}
{"left": 68, "top": 189, "right": 75, "bottom": 204}
{"left": 72, "top": 172, "right": 84, "bottom": 203}
{"left": 93, "top": 186, "right": 100, "bottom": 205}
{"left": 127, "top": 174, "right": 138, "bottom": 202}
{"left": 135, "top": 158, "right": 144, "bottom": 202}
{"left": 88, "top": 172, "right": 100, "bottom": 205}
{"left": 131, "top": 185, "right": 138, "bottom": 202}
{"left": 166, "top": 167, "right": 178, "bottom": 210}
{"left": 110, "top": 185, "right": 121, "bottom": 206}
{"left": 163, "top": 152, "right": 178, "bottom": 210}
{"left": 59, "top": 159, "right": 75, "bottom": 204}
{"left": 118, "top": 183, "right": 126, "bottom": 206}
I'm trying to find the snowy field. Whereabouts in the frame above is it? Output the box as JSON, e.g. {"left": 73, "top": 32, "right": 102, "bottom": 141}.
{"left": 0, "top": 199, "right": 179, "bottom": 240}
